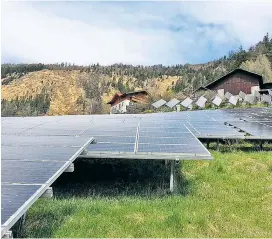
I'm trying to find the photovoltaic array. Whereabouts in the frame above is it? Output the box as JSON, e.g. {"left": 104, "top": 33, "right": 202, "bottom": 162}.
{"left": 1, "top": 116, "right": 95, "bottom": 237}
{"left": 1, "top": 107, "right": 272, "bottom": 236}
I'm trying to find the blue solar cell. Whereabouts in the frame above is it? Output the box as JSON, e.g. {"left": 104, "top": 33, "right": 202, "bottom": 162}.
{"left": 1, "top": 184, "right": 40, "bottom": 225}
{"left": 1, "top": 146, "right": 82, "bottom": 161}
{"left": 2, "top": 161, "right": 65, "bottom": 184}
{"left": 88, "top": 143, "right": 135, "bottom": 152}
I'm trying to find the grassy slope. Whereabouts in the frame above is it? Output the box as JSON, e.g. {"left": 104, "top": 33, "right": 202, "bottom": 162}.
{"left": 21, "top": 150, "right": 272, "bottom": 238}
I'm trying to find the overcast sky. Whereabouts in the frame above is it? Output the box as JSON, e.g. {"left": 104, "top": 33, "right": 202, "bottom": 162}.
{"left": 2, "top": 1, "right": 272, "bottom": 66}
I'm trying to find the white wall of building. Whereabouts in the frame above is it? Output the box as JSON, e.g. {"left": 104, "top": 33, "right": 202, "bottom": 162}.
{"left": 110, "top": 99, "right": 131, "bottom": 114}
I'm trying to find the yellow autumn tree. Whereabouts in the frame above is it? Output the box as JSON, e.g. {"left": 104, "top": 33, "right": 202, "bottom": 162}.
{"left": 240, "top": 54, "right": 272, "bottom": 83}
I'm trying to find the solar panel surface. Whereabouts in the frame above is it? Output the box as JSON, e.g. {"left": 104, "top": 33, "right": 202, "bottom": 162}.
{"left": 180, "top": 98, "right": 193, "bottom": 108}
{"left": 239, "top": 91, "right": 246, "bottom": 99}
{"left": 166, "top": 98, "right": 180, "bottom": 108}
{"left": 195, "top": 96, "right": 207, "bottom": 108}
{"left": 152, "top": 99, "right": 167, "bottom": 108}
{"left": 212, "top": 96, "right": 223, "bottom": 106}
{"left": 1, "top": 185, "right": 41, "bottom": 225}
{"left": 1, "top": 117, "right": 95, "bottom": 237}
{"left": 2, "top": 106, "right": 272, "bottom": 236}
{"left": 245, "top": 94, "right": 255, "bottom": 104}
{"left": 229, "top": 95, "right": 238, "bottom": 106}
{"left": 225, "top": 92, "right": 232, "bottom": 100}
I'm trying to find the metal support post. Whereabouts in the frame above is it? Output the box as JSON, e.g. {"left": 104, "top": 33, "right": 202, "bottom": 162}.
{"left": 260, "top": 141, "right": 263, "bottom": 151}
{"left": 170, "top": 160, "right": 176, "bottom": 193}
{"left": 217, "top": 139, "right": 220, "bottom": 151}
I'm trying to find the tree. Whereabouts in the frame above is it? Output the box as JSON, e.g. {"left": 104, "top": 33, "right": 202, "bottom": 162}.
{"left": 240, "top": 54, "right": 272, "bottom": 83}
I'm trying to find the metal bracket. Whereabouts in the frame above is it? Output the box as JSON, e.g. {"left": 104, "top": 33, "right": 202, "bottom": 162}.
{"left": 81, "top": 149, "right": 88, "bottom": 155}
{"left": 2, "top": 231, "right": 13, "bottom": 239}
{"left": 40, "top": 187, "right": 53, "bottom": 199}
{"left": 64, "top": 163, "right": 74, "bottom": 173}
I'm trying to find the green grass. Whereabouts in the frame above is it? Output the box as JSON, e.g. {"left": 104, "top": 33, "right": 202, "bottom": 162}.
{"left": 20, "top": 150, "right": 272, "bottom": 238}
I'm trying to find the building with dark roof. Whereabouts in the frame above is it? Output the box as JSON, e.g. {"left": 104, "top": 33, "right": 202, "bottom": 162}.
{"left": 196, "top": 68, "right": 271, "bottom": 96}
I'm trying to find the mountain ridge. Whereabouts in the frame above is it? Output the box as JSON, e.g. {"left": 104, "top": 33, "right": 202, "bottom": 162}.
{"left": 1, "top": 33, "right": 272, "bottom": 116}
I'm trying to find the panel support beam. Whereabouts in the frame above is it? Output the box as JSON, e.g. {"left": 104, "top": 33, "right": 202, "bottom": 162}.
{"left": 40, "top": 187, "right": 53, "bottom": 199}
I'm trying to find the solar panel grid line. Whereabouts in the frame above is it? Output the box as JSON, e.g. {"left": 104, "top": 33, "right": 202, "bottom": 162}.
{"left": 17, "top": 119, "right": 54, "bottom": 136}
{"left": 186, "top": 121, "right": 201, "bottom": 135}
{"left": 1, "top": 137, "right": 95, "bottom": 237}
{"left": 183, "top": 124, "right": 211, "bottom": 156}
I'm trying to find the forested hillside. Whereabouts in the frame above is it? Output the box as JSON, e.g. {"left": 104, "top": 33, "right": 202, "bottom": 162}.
{"left": 1, "top": 33, "right": 272, "bottom": 116}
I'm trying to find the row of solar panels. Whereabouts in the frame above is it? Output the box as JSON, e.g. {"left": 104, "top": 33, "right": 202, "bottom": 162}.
{"left": 152, "top": 90, "right": 272, "bottom": 109}
{"left": 2, "top": 107, "right": 272, "bottom": 238}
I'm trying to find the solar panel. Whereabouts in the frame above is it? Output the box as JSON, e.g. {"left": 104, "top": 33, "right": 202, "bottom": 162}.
{"left": 227, "top": 121, "right": 272, "bottom": 138}
{"left": 195, "top": 96, "right": 207, "bottom": 108}
{"left": 138, "top": 136, "right": 200, "bottom": 145}
{"left": 2, "top": 135, "right": 91, "bottom": 147}
{"left": 261, "top": 121, "right": 272, "bottom": 127}
{"left": 152, "top": 99, "right": 167, "bottom": 108}
{"left": 239, "top": 91, "right": 246, "bottom": 99}
{"left": 1, "top": 184, "right": 41, "bottom": 225}
{"left": 137, "top": 143, "right": 209, "bottom": 154}
{"left": 93, "top": 136, "right": 136, "bottom": 144}
{"left": 229, "top": 95, "right": 238, "bottom": 106}
{"left": 1, "top": 146, "right": 82, "bottom": 161}
{"left": 166, "top": 98, "right": 180, "bottom": 108}
{"left": 180, "top": 97, "right": 193, "bottom": 108}
{"left": 262, "top": 94, "right": 272, "bottom": 104}
{"left": 212, "top": 96, "right": 223, "bottom": 106}
{"left": 87, "top": 143, "right": 135, "bottom": 152}
{"left": 253, "top": 90, "right": 261, "bottom": 98}
{"left": 3, "top": 107, "right": 272, "bottom": 236}
{"left": 186, "top": 121, "right": 244, "bottom": 137}
{"left": 85, "top": 120, "right": 212, "bottom": 159}
{"left": 82, "top": 129, "right": 136, "bottom": 137}
{"left": 1, "top": 117, "right": 95, "bottom": 237}
{"left": 225, "top": 92, "right": 232, "bottom": 100}
{"left": 244, "top": 94, "right": 255, "bottom": 104}
{"left": 2, "top": 161, "right": 66, "bottom": 184}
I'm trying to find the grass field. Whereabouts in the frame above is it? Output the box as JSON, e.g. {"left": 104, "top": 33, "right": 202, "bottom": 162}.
{"left": 20, "top": 148, "right": 272, "bottom": 238}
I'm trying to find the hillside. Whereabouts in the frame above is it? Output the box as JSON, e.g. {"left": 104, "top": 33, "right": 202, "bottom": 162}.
{"left": 1, "top": 69, "right": 179, "bottom": 116}
{"left": 1, "top": 33, "right": 272, "bottom": 116}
